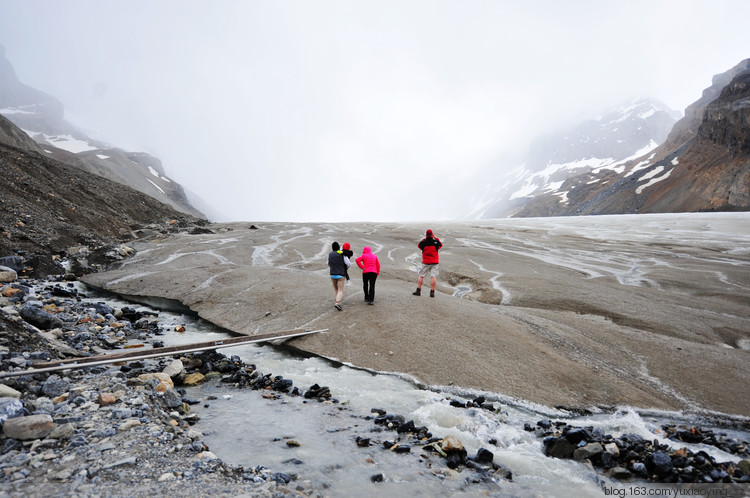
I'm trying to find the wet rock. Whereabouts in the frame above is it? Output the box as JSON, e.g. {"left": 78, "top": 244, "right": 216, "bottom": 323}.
{"left": 573, "top": 443, "right": 603, "bottom": 461}
{"left": 303, "top": 384, "right": 331, "bottom": 400}
{"left": 604, "top": 442, "right": 620, "bottom": 457}
{"left": 610, "top": 466, "right": 632, "bottom": 479}
{"left": 543, "top": 437, "right": 576, "bottom": 459}
{"left": 441, "top": 435, "right": 464, "bottom": 453}
{"left": 356, "top": 436, "right": 371, "bottom": 447}
{"left": 631, "top": 462, "right": 649, "bottom": 477}
{"left": 2, "top": 414, "right": 54, "bottom": 440}
{"left": 161, "top": 388, "right": 183, "bottom": 408}
{"left": 475, "top": 448, "right": 494, "bottom": 464}
{"left": 182, "top": 372, "right": 205, "bottom": 386}
{"left": 645, "top": 451, "right": 673, "bottom": 478}
{"left": 563, "top": 427, "right": 591, "bottom": 445}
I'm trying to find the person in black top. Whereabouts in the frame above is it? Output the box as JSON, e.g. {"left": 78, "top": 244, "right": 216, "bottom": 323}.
{"left": 327, "top": 242, "right": 350, "bottom": 310}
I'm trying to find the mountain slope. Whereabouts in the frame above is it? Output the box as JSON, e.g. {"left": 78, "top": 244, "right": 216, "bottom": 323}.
{"left": 563, "top": 58, "right": 750, "bottom": 216}
{"left": 0, "top": 114, "right": 205, "bottom": 276}
{"left": 474, "top": 59, "right": 750, "bottom": 218}
{"left": 470, "top": 99, "right": 680, "bottom": 218}
{"left": 0, "top": 44, "right": 204, "bottom": 218}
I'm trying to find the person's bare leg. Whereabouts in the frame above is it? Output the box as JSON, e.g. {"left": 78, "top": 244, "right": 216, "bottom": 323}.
{"left": 413, "top": 276, "right": 424, "bottom": 295}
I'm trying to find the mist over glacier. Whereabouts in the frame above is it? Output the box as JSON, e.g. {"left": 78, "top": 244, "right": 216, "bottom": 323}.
{"left": 1, "top": 1, "right": 749, "bottom": 222}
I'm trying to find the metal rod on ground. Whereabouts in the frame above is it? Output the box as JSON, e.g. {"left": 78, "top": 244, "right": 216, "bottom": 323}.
{"left": 0, "top": 328, "right": 328, "bottom": 379}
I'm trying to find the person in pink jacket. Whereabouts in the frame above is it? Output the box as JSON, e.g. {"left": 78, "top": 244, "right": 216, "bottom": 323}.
{"left": 355, "top": 246, "right": 381, "bottom": 305}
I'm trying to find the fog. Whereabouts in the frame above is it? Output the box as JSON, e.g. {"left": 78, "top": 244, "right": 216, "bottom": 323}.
{"left": 1, "top": 1, "right": 748, "bottom": 222}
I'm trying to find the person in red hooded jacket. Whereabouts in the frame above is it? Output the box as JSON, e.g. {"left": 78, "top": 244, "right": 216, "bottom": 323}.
{"left": 413, "top": 229, "right": 442, "bottom": 297}
{"left": 355, "top": 246, "right": 380, "bottom": 304}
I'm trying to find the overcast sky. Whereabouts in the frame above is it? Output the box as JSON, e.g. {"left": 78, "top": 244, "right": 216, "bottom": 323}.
{"left": 1, "top": 1, "right": 748, "bottom": 222}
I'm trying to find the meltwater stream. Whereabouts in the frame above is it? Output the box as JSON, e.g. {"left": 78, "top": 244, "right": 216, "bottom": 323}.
{"left": 79, "top": 286, "right": 747, "bottom": 497}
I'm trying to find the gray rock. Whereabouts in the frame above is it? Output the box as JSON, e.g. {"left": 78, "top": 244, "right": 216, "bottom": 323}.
{"left": 162, "top": 388, "right": 183, "bottom": 408}
{"left": 0, "top": 385, "right": 21, "bottom": 398}
{"left": 604, "top": 442, "right": 620, "bottom": 457}
{"left": 19, "top": 305, "right": 63, "bottom": 330}
{"left": 646, "top": 451, "right": 673, "bottom": 478}
{"left": 49, "top": 423, "right": 76, "bottom": 440}
{"left": 544, "top": 437, "right": 576, "bottom": 459}
{"left": 574, "top": 442, "right": 603, "bottom": 461}
{"left": 610, "top": 466, "right": 632, "bottom": 479}
{"left": 0, "top": 266, "right": 17, "bottom": 283}
{"left": 41, "top": 376, "right": 71, "bottom": 398}
{"left": 2, "top": 414, "right": 54, "bottom": 440}
{"left": 0, "top": 256, "right": 23, "bottom": 273}
{"left": 162, "top": 359, "right": 184, "bottom": 379}
{"left": 0, "top": 397, "right": 25, "bottom": 424}
{"left": 102, "top": 457, "right": 137, "bottom": 470}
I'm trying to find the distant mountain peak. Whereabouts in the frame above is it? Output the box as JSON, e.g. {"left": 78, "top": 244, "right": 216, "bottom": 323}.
{"left": 469, "top": 60, "right": 750, "bottom": 219}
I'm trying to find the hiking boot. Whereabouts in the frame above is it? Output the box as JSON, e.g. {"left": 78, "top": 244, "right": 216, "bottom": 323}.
{"left": 430, "top": 290, "right": 435, "bottom": 298}
{"left": 412, "top": 288, "right": 421, "bottom": 296}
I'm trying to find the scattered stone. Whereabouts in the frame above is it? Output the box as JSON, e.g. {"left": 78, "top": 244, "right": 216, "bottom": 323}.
{"left": 98, "top": 392, "right": 118, "bottom": 406}
{"left": 441, "top": 435, "right": 464, "bottom": 453}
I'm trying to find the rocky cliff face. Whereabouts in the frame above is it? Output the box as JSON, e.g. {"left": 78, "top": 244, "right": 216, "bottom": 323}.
{"left": 476, "top": 59, "right": 750, "bottom": 218}
{"left": 0, "top": 114, "right": 205, "bottom": 277}
{"left": 0, "top": 45, "right": 204, "bottom": 219}
{"left": 469, "top": 99, "right": 680, "bottom": 218}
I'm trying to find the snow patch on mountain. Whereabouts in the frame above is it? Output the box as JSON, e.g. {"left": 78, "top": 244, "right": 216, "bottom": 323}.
{"left": 469, "top": 98, "right": 680, "bottom": 219}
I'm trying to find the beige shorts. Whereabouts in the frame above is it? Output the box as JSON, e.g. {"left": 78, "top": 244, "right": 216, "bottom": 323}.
{"left": 418, "top": 263, "right": 439, "bottom": 277}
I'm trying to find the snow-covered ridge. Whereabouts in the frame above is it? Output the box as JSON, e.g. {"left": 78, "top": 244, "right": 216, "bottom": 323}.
{"left": 468, "top": 98, "right": 680, "bottom": 218}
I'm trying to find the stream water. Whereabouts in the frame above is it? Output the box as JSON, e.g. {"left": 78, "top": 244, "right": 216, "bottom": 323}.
{"left": 76, "top": 285, "right": 749, "bottom": 497}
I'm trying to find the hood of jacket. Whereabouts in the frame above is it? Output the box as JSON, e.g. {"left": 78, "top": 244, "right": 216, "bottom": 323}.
{"left": 362, "top": 246, "right": 372, "bottom": 255}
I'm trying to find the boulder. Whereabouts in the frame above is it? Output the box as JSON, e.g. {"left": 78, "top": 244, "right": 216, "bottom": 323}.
{"left": 646, "top": 451, "right": 673, "bottom": 478}
{"left": 543, "top": 437, "right": 576, "bottom": 459}
{"left": 2, "top": 414, "right": 54, "bottom": 440}
{"left": 0, "top": 256, "right": 23, "bottom": 272}
{"left": 162, "top": 359, "right": 184, "bottom": 379}
{"left": 20, "top": 305, "right": 63, "bottom": 330}
{"left": 0, "top": 266, "right": 17, "bottom": 283}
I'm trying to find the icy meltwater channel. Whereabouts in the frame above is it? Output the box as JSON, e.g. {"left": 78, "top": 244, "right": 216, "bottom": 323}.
{"left": 79, "top": 288, "right": 747, "bottom": 497}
